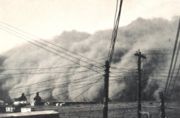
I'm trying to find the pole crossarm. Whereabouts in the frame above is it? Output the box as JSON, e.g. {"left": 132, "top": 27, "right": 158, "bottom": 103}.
{"left": 134, "top": 50, "right": 146, "bottom": 118}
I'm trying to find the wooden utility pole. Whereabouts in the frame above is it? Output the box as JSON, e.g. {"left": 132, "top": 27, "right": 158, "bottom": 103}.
{"left": 159, "top": 92, "right": 166, "bottom": 118}
{"left": 103, "top": 60, "right": 110, "bottom": 118}
{"left": 135, "top": 50, "right": 146, "bottom": 118}
{"left": 103, "top": 0, "right": 123, "bottom": 118}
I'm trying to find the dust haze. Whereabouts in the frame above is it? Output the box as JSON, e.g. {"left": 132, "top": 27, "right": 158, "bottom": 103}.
{"left": 0, "top": 17, "right": 179, "bottom": 102}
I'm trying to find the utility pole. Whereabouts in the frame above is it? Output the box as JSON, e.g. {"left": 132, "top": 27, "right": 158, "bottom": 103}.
{"left": 135, "top": 50, "right": 146, "bottom": 118}
{"left": 159, "top": 92, "right": 166, "bottom": 118}
{"left": 103, "top": 0, "right": 123, "bottom": 118}
{"left": 103, "top": 60, "right": 110, "bottom": 118}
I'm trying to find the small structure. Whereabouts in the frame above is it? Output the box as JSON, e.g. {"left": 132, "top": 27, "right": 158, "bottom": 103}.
{"left": 13, "top": 93, "right": 29, "bottom": 112}
{"left": 15, "top": 93, "right": 27, "bottom": 101}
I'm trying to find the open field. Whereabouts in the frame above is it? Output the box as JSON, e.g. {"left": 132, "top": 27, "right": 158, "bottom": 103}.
{"left": 32, "top": 102, "right": 180, "bottom": 118}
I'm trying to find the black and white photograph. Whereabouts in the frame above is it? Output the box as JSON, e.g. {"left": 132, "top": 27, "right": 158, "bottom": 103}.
{"left": 0, "top": 0, "right": 180, "bottom": 118}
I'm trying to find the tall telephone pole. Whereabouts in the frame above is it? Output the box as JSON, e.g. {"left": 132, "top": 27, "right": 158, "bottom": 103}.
{"left": 159, "top": 92, "right": 166, "bottom": 118}
{"left": 135, "top": 50, "right": 146, "bottom": 118}
{"left": 103, "top": 0, "right": 123, "bottom": 118}
{"left": 103, "top": 61, "right": 110, "bottom": 118}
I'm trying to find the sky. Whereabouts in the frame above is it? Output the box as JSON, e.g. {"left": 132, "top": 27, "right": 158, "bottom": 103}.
{"left": 0, "top": 0, "right": 179, "bottom": 54}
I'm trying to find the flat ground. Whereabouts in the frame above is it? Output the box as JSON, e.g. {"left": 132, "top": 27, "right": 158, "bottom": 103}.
{"left": 33, "top": 102, "right": 180, "bottom": 118}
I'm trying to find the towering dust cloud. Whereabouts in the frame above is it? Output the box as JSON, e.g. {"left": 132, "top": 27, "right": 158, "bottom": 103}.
{"left": 0, "top": 17, "right": 179, "bottom": 102}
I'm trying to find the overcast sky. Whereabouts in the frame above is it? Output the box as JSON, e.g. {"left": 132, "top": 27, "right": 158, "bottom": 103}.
{"left": 0, "top": 0, "right": 179, "bottom": 54}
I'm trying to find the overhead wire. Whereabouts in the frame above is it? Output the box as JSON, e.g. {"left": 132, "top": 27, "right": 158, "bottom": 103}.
{"left": 12, "top": 76, "right": 103, "bottom": 95}
{"left": 48, "top": 77, "right": 103, "bottom": 98}
{"left": 108, "top": 0, "right": 123, "bottom": 64}
{"left": 0, "top": 25, "right": 103, "bottom": 74}
{"left": 165, "top": 39, "right": 180, "bottom": 95}
{"left": 0, "top": 21, "right": 105, "bottom": 68}
{"left": 73, "top": 78, "right": 103, "bottom": 100}
{"left": 0, "top": 69, "right": 92, "bottom": 76}
{"left": 10, "top": 74, "right": 104, "bottom": 96}
{"left": 0, "top": 64, "right": 82, "bottom": 71}
{"left": 9, "top": 72, "right": 103, "bottom": 91}
{"left": 164, "top": 19, "right": 180, "bottom": 96}
{"left": 169, "top": 64, "right": 180, "bottom": 98}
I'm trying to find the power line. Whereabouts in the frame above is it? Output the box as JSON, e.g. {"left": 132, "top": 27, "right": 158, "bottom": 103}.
{"left": 53, "top": 77, "right": 103, "bottom": 98}
{"left": 0, "top": 21, "right": 105, "bottom": 68}
{"left": 165, "top": 39, "right": 180, "bottom": 96}
{"left": 10, "top": 73, "right": 103, "bottom": 91}
{"left": 73, "top": 78, "right": 103, "bottom": 100}
{"left": 10, "top": 75, "right": 104, "bottom": 98}
{"left": 108, "top": 0, "right": 123, "bottom": 64}
{"left": 0, "top": 69, "right": 93, "bottom": 76}
{"left": 0, "top": 26, "right": 103, "bottom": 74}
{"left": 164, "top": 19, "right": 180, "bottom": 96}
{"left": 0, "top": 64, "right": 82, "bottom": 71}
{"left": 168, "top": 64, "right": 180, "bottom": 98}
